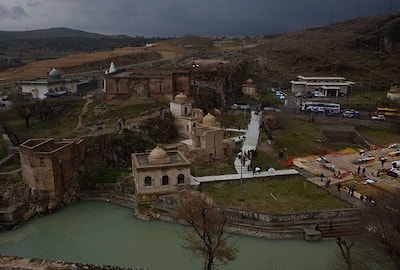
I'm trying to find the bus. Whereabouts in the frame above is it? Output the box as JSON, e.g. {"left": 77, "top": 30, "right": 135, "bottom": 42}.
{"left": 300, "top": 101, "right": 341, "bottom": 114}
{"left": 375, "top": 107, "right": 400, "bottom": 116}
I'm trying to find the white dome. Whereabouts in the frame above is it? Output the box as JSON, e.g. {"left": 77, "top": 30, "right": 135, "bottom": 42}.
{"left": 148, "top": 146, "right": 170, "bottom": 165}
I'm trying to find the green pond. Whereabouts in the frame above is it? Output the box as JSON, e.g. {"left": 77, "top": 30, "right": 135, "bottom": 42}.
{"left": 0, "top": 201, "right": 339, "bottom": 269}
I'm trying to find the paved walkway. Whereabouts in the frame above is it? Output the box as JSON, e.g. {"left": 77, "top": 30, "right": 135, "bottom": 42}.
{"left": 190, "top": 110, "right": 300, "bottom": 185}
{"left": 234, "top": 111, "right": 261, "bottom": 174}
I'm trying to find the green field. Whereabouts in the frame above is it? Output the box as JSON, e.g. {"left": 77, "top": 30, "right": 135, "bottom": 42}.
{"left": 200, "top": 175, "right": 349, "bottom": 214}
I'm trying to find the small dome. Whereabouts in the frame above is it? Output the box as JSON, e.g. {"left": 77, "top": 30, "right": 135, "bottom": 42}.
{"left": 202, "top": 113, "right": 216, "bottom": 126}
{"left": 49, "top": 68, "right": 61, "bottom": 79}
{"left": 175, "top": 92, "right": 189, "bottom": 103}
{"left": 212, "top": 108, "right": 222, "bottom": 118}
{"left": 148, "top": 146, "right": 170, "bottom": 165}
{"left": 246, "top": 78, "right": 254, "bottom": 84}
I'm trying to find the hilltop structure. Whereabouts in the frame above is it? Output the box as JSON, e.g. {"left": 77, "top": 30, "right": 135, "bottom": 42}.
{"left": 103, "top": 62, "right": 190, "bottom": 102}
{"left": 290, "top": 75, "right": 355, "bottom": 97}
{"left": 18, "top": 68, "right": 79, "bottom": 99}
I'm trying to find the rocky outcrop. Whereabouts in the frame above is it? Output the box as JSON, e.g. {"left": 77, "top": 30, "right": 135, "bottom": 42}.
{"left": 0, "top": 255, "right": 145, "bottom": 270}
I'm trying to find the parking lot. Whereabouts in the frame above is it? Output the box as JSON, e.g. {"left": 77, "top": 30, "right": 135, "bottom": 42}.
{"left": 294, "top": 144, "right": 400, "bottom": 199}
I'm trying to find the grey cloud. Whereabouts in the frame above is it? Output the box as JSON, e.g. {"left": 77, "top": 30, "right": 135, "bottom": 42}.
{"left": 27, "top": 1, "right": 44, "bottom": 8}
{"left": 0, "top": 4, "right": 28, "bottom": 20}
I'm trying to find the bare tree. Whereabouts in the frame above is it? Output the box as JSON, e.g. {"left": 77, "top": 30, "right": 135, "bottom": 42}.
{"left": 336, "top": 237, "right": 355, "bottom": 270}
{"left": 363, "top": 191, "right": 400, "bottom": 269}
{"left": 178, "top": 191, "right": 237, "bottom": 270}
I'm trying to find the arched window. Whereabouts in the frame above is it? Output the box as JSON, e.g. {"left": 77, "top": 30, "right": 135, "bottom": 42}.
{"left": 144, "top": 176, "right": 152, "bottom": 187}
{"left": 177, "top": 174, "right": 185, "bottom": 185}
{"left": 162, "top": 175, "right": 169, "bottom": 185}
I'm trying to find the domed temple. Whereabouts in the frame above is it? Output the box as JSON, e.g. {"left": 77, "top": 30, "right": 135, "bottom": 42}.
{"left": 18, "top": 68, "right": 80, "bottom": 99}
{"left": 131, "top": 145, "right": 191, "bottom": 202}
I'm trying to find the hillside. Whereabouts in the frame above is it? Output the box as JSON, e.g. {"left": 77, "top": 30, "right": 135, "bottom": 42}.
{"left": 0, "top": 27, "right": 107, "bottom": 41}
{"left": 2, "top": 13, "right": 400, "bottom": 93}
{"left": 242, "top": 12, "right": 400, "bottom": 92}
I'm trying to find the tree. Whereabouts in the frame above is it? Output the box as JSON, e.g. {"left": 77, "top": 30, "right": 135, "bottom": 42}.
{"left": 336, "top": 237, "right": 355, "bottom": 270}
{"left": 178, "top": 191, "right": 237, "bottom": 270}
{"left": 362, "top": 191, "right": 400, "bottom": 269}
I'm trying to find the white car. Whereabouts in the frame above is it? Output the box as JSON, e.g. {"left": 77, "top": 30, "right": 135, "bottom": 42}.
{"left": 371, "top": 114, "right": 385, "bottom": 121}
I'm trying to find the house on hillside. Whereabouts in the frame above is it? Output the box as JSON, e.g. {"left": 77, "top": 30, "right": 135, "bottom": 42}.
{"left": 290, "top": 75, "right": 355, "bottom": 97}
{"left": 18, "top": 68, "right": 79, "bottom": 99}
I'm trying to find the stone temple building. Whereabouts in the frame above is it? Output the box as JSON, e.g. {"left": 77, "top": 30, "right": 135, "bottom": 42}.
{"left": 19, "top": 138, "right": 85, "bottom": 199}
{"left": 103, "top": 63, "right": 190, "bottom": 102}
{"left": 169, "top": 92, "right": 235, "bottom": 163}
{"left": 131, "top": 146, "right": 191, "bottom": 202}
{"left": 242, "top": 78, "right": 257, "bottom": 97}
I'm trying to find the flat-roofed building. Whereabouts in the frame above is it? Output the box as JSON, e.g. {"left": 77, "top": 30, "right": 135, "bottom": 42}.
{"left": 18, "top": 68, "right": 79, "bottom": 99}
{"left": 290, "top": 75, "right": 355, "bottom": 97}
{"left": 131, "top": 146, "right": 191, "bottom": 202}
{"left": 104, "top": 66, "right": 190, "bottom": 102}
{"left": 19, "top": 138, "right": 84, "bottom": 198}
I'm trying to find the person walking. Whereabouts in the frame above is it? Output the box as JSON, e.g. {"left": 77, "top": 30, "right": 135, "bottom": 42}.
{"left": 357, "top": 165, "right": 361, "bottom": 176}
{"left": 337, "top": 182, "right": 342, "bottom": 192}
{"left": 362, "top": 167, "right": 366, "bottom": 177}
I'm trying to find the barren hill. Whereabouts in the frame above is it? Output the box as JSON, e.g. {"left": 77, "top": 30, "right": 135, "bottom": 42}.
{"left": 246, "top": 12, "right": 400, "bottom": 91}
{"left": 2, "top": 13, "right": 400, "bottom": 93}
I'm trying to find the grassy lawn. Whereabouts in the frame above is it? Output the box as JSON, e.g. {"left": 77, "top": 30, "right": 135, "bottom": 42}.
{"left": 95, "top": 167, "right": 131, "bottom": 183}
{"left": 0, "top": 140, "right": 7, "bottom": 159}
{"left": 191, "top": 156, "right": 237, "bottom": 177}
{"left": 200, "top": 175, "right": 349, "bottom": 214}
{"left": 270, "top": 117, "right": 346, "bottom": 157}
{"left": 92, "top": 102, "right": 168, "bottom": 122}
{"left": 221, "top": 110, "right": 251, "bottom": 129}
{"left": 357, "top": 126, "right": 400, "bottom": 147}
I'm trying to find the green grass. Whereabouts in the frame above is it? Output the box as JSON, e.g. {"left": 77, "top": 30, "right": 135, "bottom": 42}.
{"left": 251, "top": 150, "right": 286, "bottom": 170}
{"left": 192, "top": 156, "right": 237, "bottom": 177}
{"left": 95, "top": 167, "right": 131, "bottom": 183}
{"left": 0, "top": 140, "right": 7, "bottom": 159}
{"left": 221, "top": 110, "right": 251, "bottom": 129}
{"left": 271, "top": 118, "right": 344, "bottom": 157}
{"left": 357, "top": 126, "right": 400, "bottom": 147}
{"left": 93, "top": 102, "right": 168, "bottom": 122}
{"left": 200, "top": 175, "right": 348, "bottom": 214}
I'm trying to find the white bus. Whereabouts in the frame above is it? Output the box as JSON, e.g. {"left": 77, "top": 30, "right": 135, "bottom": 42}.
{"left": 300, "top": 101, "right": 341, "bottom": 114}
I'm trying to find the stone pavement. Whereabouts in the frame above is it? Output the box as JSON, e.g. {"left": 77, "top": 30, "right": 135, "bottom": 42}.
{"left": 233, "top": 110, "right": 261, "bottom": 175}
{"left": 191, "top": 110, "right": 300, "bottom": 185}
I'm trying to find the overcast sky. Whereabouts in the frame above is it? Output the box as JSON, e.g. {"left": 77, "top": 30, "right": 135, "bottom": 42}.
{"left": 0, "top": 0, "right": 398, "bottom": 37}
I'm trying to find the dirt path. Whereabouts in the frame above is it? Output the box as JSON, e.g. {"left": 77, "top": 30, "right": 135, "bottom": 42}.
{"left": 74, "top": 94, "right": 93, "bottom": 131}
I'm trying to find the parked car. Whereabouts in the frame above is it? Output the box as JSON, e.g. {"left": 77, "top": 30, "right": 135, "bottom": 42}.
{"left": 371, "top": 114, "right": 385, "bottom": 121}
{"left": 313, "top": 92, "right": 325, "bottom": 97}
{"left": 231, "top": 103, "right": 250, "bottom": 110}
{"left": 342, "top": 109, "right": 360, "bottom": 118}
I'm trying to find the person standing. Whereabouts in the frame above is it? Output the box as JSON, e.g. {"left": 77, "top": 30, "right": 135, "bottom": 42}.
{"left": 337, "top": 182, "right": 342, "bottom": 192}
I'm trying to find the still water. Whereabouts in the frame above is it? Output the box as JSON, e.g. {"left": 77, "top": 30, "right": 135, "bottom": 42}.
{"left": 0, "top": 201, "right": 338, "bottom": 270}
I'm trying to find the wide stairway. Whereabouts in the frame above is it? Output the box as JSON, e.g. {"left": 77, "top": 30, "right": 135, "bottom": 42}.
{"left": 224, "top": 212, "right": 361, "bottom": 240}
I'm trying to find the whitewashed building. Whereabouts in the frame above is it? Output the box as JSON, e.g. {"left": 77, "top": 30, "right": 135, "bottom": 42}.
{"left": 290, "top": 75, "right": 355, "bottom": 97}
{"left": 18, "top": 68, "right": 78, "bottom": 99}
